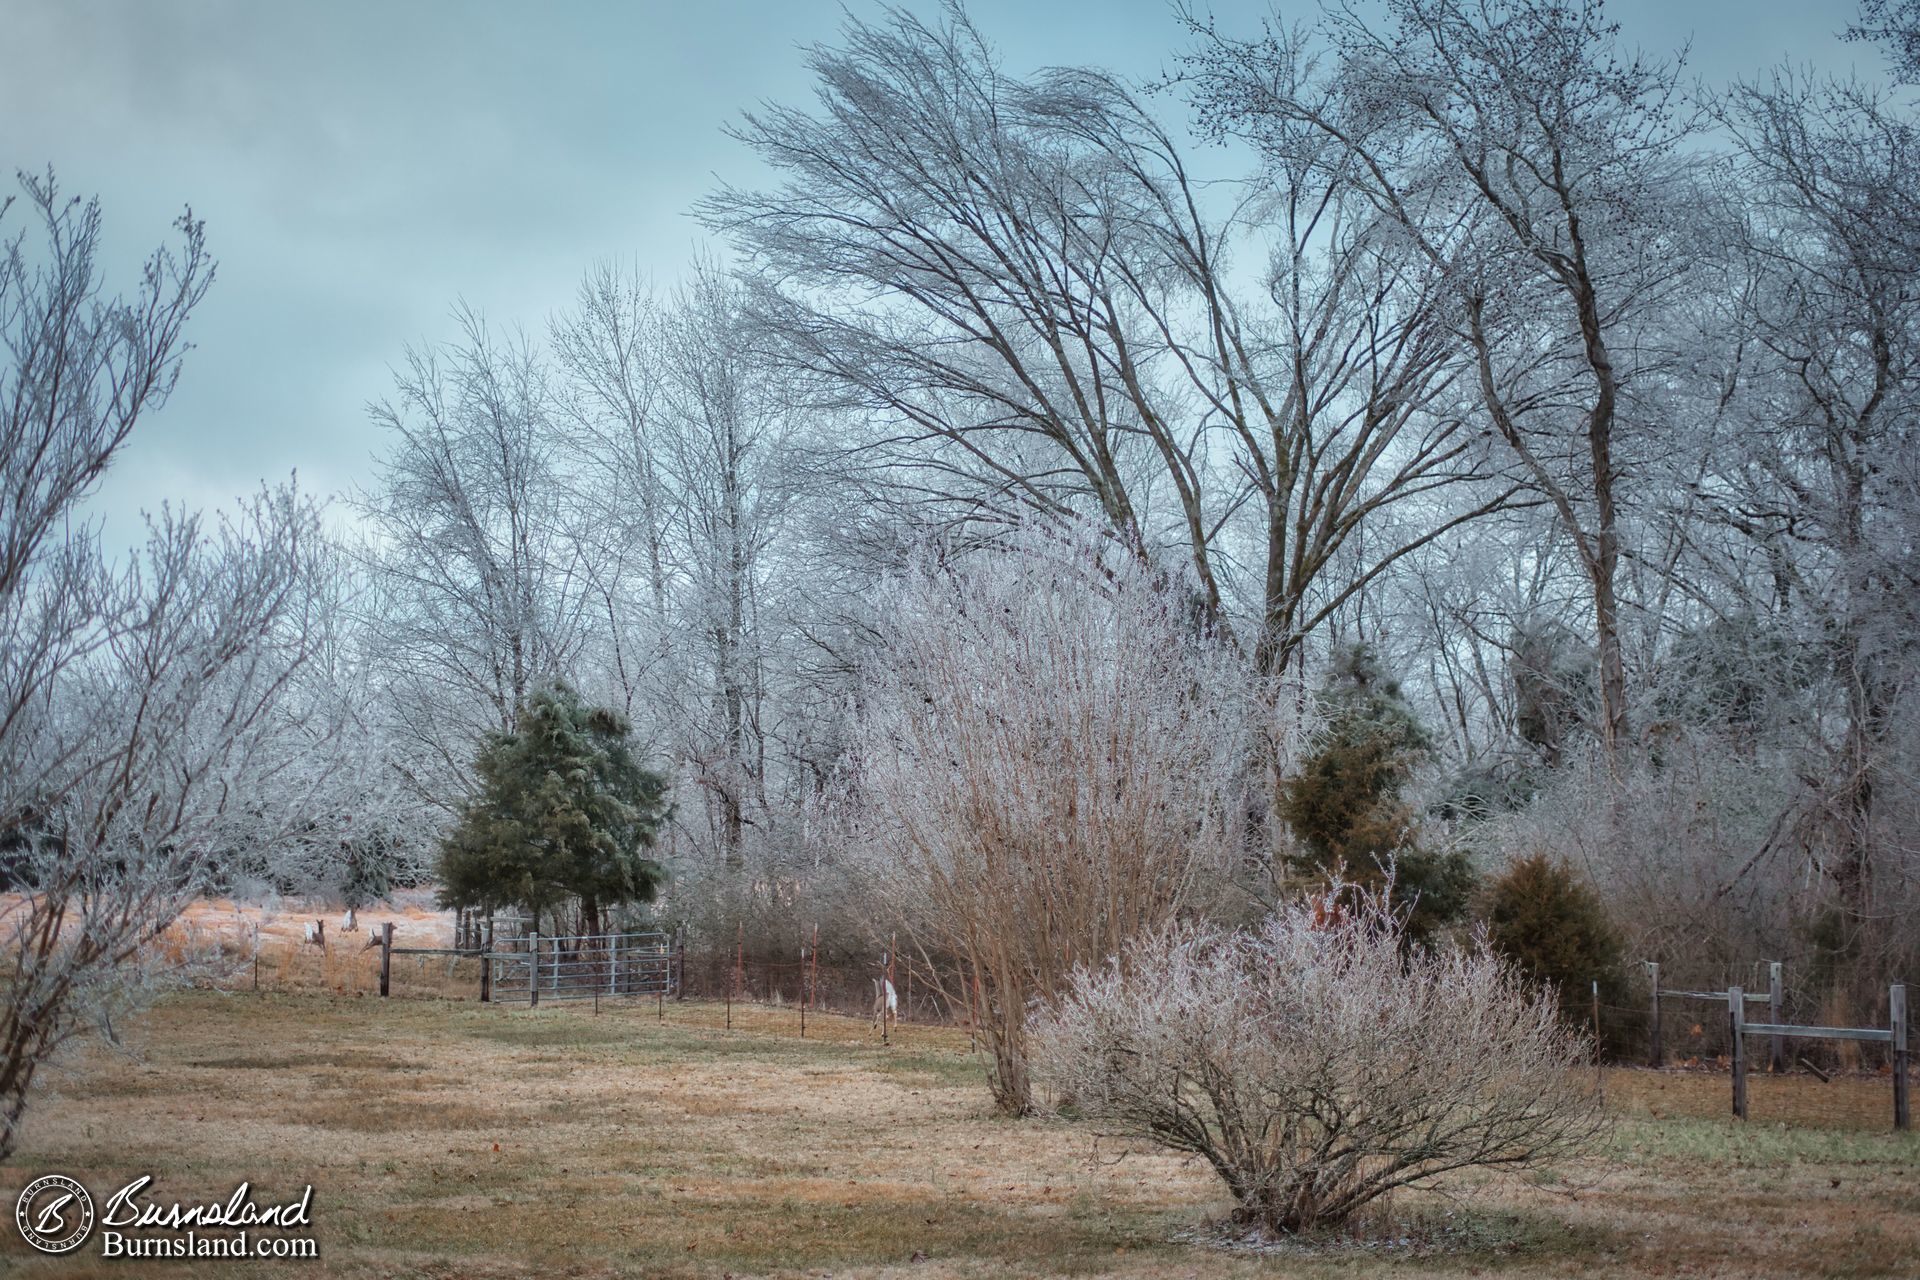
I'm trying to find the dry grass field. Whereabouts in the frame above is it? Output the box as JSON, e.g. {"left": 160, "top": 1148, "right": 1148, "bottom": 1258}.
{"left": 0, "top": 989, "right": 1914, "bottom": 1279}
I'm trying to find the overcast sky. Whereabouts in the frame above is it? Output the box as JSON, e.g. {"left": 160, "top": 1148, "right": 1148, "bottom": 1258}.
{"left": 0, "top": 0, "right": 1885, "bottom": 547}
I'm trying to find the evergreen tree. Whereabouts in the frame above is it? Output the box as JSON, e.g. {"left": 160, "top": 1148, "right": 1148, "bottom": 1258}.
{"left": 338, "top": 828, "right": 406, "bottom": 911}
{"left": 1481, "top": 853, "right": 1627, "bottom": 1042}
{"left": 437, "top": 685, "right": 669, "bottom": 934}
{"left": 1279, "top": 644, "right": 1474, "bottom": 940}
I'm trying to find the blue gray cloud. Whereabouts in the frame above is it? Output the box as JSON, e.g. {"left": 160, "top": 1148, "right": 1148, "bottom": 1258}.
{"left": 0, "top": 0, "right": 1876, "bottom": 545}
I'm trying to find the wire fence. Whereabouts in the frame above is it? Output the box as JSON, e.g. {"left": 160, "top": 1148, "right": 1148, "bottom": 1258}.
{"left": 150, "top": 903, "right": 1909, "bottom": 1087}
{"left": 676, "top": 946, "right": 961, "bottom": 1027}
{"left": 150, "top": 904, "right": 976, "bottom": 1046}
{"left": 1566, "top": 957, "right": 1913, "bottom": 1081}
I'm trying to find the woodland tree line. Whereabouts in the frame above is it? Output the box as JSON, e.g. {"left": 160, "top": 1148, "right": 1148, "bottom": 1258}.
{"left": 350, "top": 0, "right": 1918, "bottom": 1024}
{"left": 3, "top": 0, "right": 1917, "bottom": 1184}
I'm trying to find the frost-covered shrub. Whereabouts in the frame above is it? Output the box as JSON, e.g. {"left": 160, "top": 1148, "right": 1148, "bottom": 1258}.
{"left": 1031, "top": 896, "right": 1603, "bottom": 1235}
{"left": 849, "top": 519, "right": 1277, "bottom": 1115}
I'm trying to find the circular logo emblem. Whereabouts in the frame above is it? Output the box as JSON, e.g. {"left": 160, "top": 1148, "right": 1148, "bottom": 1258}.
{"left": 15, "top": 1174, "right": 94, "bottom": 1254}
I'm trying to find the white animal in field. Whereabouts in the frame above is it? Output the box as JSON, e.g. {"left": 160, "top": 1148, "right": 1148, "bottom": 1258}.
{"left": 303, "top": 922, "right": 318, "bottom": 945}
{"left": 871, "top": 977, "right": 898, "bottom": 1034}
{"left": 342, "top": 907, "right": 356, "bottom": 932}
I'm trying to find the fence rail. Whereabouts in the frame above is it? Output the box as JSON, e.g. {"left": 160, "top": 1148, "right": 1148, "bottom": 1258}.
{"left": 1738, "top": 1023, "right": 1893, "bottom": 1044}
{"left": 1646, "top": 960, "right": 1790, "bottom": 1073}
{"left": 1728, "top": 982, "right": 1908, "bottom": 1129}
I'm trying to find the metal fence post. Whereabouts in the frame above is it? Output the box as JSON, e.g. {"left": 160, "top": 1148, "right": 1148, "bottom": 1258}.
{"left": 1647, "top": 961, "right": 1662, "bottom": 1067}
{"left": 1729, "top": 985, "right": 1748, "bottom": 1120}
{"left": 528, "top": 931, "right": 541, "bottom": 1008}
{"left": 1768, "top": 961, "right": 1785, "bottom": 1074}
{"left": 1893, "top": 983, "right": 1909, "bottom": 1132}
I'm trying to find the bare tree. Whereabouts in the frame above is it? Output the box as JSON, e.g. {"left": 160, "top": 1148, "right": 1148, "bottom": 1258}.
{"left": 704, "top": 4, "right": 1510, "bottom": 687}
{"left": 1702, "top": 72, "right": 1920, "bottom": 929}
{"left": 550, "top": 262, "right": 677, "bottom": 727}
{"left": 849, "top": 520, "right": 1273, "bottom": 1114}
{"left": 263, "top": 544, "right": 442, "bottom": 902}
{"left": 359, "top": 307, "right": 592, "bottom": 805}
{"left": 1031, "top": 892, "right": 1603, "bottom": 1235}
{"left": 0, "top": 173, "right": 325, "bottom": 1158}
{"left": 1183, "top": 0, "right": 1699, "bottom": 759}
{"left": 1847, "top": 0, "right": 1920, "bottom": 82}
{"left": 552, "top": 261, "right": 805, "bottom": 873}
{"left": 654, "top": 265, "right": 799, "bottom": 869}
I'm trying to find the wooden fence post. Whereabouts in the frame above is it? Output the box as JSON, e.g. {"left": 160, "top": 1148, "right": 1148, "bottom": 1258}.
{"left": 479, "top": 914, "right": 494, "bottom": 1002}
{"left": 1893, "top": 983, "right": 1909, "bottom": 1132}
{"left": 1647, "top": 961, "right": 1662, "bottom": 1067}
{"left": 1729, "top": 985, "right": 1748, "bottom": 1121}
{"left": 1768, "top": 961, "right": 1785, "bottom": 1074}
{"left": 252, "top": 923, "right": 260, "bottom": 993}
{"left": 379, "top": 922, "right": 393, "bottom": 998}
{"left": 528, "top": 931, "right": 541, "bottom": 1008}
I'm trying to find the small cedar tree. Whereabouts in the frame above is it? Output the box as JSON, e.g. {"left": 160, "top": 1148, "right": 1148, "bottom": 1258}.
{"left": 436, "top": 684, "right": 669, "bottom": 935}
{"left": 1481, "top": 853, "right": 1627, "bottom": 1042}
{"left": 1279, "top": 644, "right": 1473, "bottom": 940}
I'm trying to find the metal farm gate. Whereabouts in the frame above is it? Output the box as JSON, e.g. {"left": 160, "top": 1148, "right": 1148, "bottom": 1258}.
{"left": 484, "top": 930, "right": 674, "bottom": 1005}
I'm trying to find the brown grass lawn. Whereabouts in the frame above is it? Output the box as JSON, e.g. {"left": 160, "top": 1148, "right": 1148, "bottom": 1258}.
{"left": 0, "top": 991, "right": 1914, "bottom": 1279}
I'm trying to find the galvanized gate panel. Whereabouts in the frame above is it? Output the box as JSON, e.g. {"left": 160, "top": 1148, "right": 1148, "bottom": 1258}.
{"left": 487, "top": 931, "right": 673, "bottom": 1002}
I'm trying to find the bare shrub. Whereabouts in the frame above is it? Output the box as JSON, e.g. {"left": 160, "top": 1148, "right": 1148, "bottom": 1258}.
{"left": 0, "top": 173, "right": 327, "bottom": 1159}
{"left": 848, "top": 520, "right": 1275, "bottom": 1115}
{"left": 1030, "top": 895, "right": 1604, "bottom": 1236}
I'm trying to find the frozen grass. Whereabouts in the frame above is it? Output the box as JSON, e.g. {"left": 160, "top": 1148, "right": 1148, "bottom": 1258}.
{"left": 0, "top": 991, "right": 1914, "bottom": 1278}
